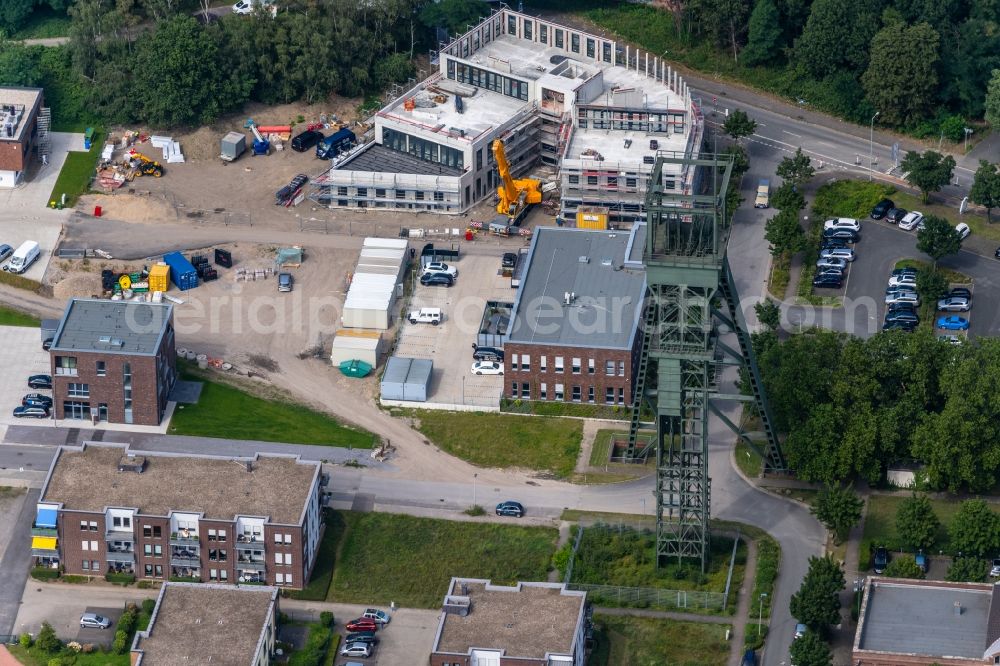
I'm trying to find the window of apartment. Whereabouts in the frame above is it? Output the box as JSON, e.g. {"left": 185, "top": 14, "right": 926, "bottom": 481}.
{"left": 554, "top": 356, "right": 564, "bottom": 372}
{"left": 605, "top": 360, "right": 615, "bottom": 376}
{"left": 79, "top": 520, "right": 87, "bottom": 531}
{"left": 555, "top": 28, "right": 564, "bottom": 48}
{"left": 626, "top": 177, "right": 637, "bottom": 188}
{"left": 571, "top": 33, "right": 580, "bottom": 53}
{"left": 274, "top": 552, "right": 284, "bottom": 565}
{"left": 143, "top": 544, "right": 151, "bottom": 556}
{"left": 539, "top": 356, "right": 547, "bottom": 372}
{"left": 375, "top": 188, "right": 386, "bottom": 198}
{"left": 508, "top": 14, "right": 516, "bottom": 34}
{"left": 284, "top": 534, "right": 292, "bottom": 544}
{"left": 144, "top": 564, "right": 153, "bottom": 576}
{"left": 433, "top": 191, "right": 444, "bottom": 202}
{"left": 571, "top": 358, "right": 581, "bottom": 374}
{"left": 539, "top": 383, "right": 547, "bottom": 400}
{"left": 607, "top": 176, "right": 618, "bottom": 189}
{"left": 87, "top": 521, "right": 97, "bottom": 531}
{"left": 217, "top": 529, "right": 227, "bottom": 542}
{"left": 154, "top": 565, "right": 163, "bottom": 578}
{"left": 619, "top": 361, "right": 626, "bottom": 377}
{"left": 476, "top": 149, "right": 483, "bottom": 171}
{"left": 586, "top": 38, "right": 595, "bottom": 58}
{"left": 210, "top": 569, "right": 219, "bottom": 581}
{"left": 603, "top": 41, "right": 612, "bottom": 63}
{"left": 220, "top": 569, "right": 227, "bottom": 581}
{"left": 586, "top": 175, "right": 598, "bottom": 186}
{"left": 510, "top": 353, "right": 519, "bottom": 371}
{"left": 524, "top": 19, "right": 532, "bottom": 40}
{"left": 554, "top": 383, "right": 564, "bottom": 400}
{"left": 357, "top": 187, "right": 367, "bottom": 197}
{"left": 112, "top": 516, "right": 130, "bottom": 529}
{"left": 521, "top": 354, "right": 530, "bottom": 371}
{"left": 568, "top": 174, "right": 579, "bottom": 184}
{"left": 55, "top": 356, "right": 77, "bottom": 375}
{"left": 154, "top": 545, "right": 162, "bottom": 557}
{"left": 208, "top": 529, "right": 217, "bottom": 541}
{"left": 96, "top": 361, "right": 106, "bottom": 377}
{"left": 572, "top": 386, "right": 581, "bottom": 402}
{"left": 520, "top": 383, "right": 530, "bottom": 399}
{"left": 274, "top": 533, "right": 283, "bottom": 544}
{"left": 606, "top": 387, "right": 615, "bottom": 404}
{"left": 415, "top": 191, "right": 425, "bottom": 201}
{"left": 337, "top": 186, "right": 348, "bottom": 196}
{"left": 82, "top": 560, "right": 91, "bottom": 570}
{"left": 619, "top": 388, "right": 625, "bottom": 404}
{"left": 540, "top": 23, "right": 548, "bottom": 44}
{"left": 142, "top": 525, "right": 162, "bottom": 538}
{"left": 588, "top": 386, "right": 595, "bottom": 403}
{"left": 588, "top": 359, "right": 595, "bottom": 375}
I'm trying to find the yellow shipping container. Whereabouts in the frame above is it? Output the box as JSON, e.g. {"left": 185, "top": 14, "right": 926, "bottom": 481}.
{"left": 576, "top": 206, "right": 609, "bottom": 230}
{"left": 149, "top": 264, "right": 170, "bottom": 293}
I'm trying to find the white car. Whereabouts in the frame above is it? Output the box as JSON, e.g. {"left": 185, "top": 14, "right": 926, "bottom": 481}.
{"left": 823, "top": 217, "right": 861, "bottom": 232}
{"left": 340, "top": 642, "right": 372, "bottom": 658}
{"left": 885, "top": 291, "right": 920, "bottom": 305}
{"left": 471, "top": 360, "right": 504, "bottom": 375}
{"left": 407, "top": 307, "right": 442, "bottom": 325}
{"left": 898, "top": 211, "right": 924, "bottom": 231}
{"left": 422, "top": 261, "right": 458, "bottom": 278}
{"left": 991, "top": 559, "right": 1000, "bottom": 577}
{"left": 956, "top": 222, "right": 971, "bottom": 240}
{"left": 816, "top": 257, "right": 847, "bottom": 271}
{"left": 888, "top": 274, "right": 917, "bottom": 288}
{"left": 820, "top": 247, "right": 855, "bottom": 262}
{"left": 232, "top": 0, "right": 253, "bottom": 13}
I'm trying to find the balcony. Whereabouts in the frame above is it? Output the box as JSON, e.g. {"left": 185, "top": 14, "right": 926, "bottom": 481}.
{"left": 31, "top": 526, "right": 57, "bottom": 538}
{"left": 170, "top": 531, "right": 199, "bottom": 546}
{"left": 106, "top": 550, "right": 135, "bottom": 564}
{"left": 237, "top": 571, "right": 265, "bottom": 583}
{"left": 236, "top": 534, "right": 263, "bottom": 544}
{"left": 236, "top": 559, "right": 265, "bottom": 572}
{"left": 171, "top": 555, "right": 201, "bottom": 567}
{"left": 105, "top": 530, "right": 135, "bottom": 543}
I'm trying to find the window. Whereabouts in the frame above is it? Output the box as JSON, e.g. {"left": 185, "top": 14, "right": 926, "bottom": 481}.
{"left": 154, "top": 565, "right": 163, "bottom": 578}
{"left": 82, "top": 560, "right": 90, "bottom": 570}
{"left": 571, "top": 33, "right": 580, "bottom": 53}
{"left": 210, "top": 568, "right": 218, "bottom": 581}
{"left": 415, "top": 191, "right": 425, "bottom": 201}
{"left": 572, "top": 386, "right": 581, "bottom": 402}
{"left": 357, "top": 187, "right": 367, "bottom": 197}
{"left": 112, "top": 516, "right": 130, "bottom": 529}
{"left": 607, "top": 176, "right": 617, "bottom": 189}
{"left": 619, "top": 387, "right": 625, "bottom": 404}
{"left": 275, "top": 552, "right": 283, "bottom": 565}
{"left": 619, "top": 361, "right": 625, "bottom": 377}
{"left": 276, "top": 572, "right": 285, "bottom": 585}
{"left": 626, "top": 177, "right": 637, "bottom": 188}
{"left": 220, "top": 570, "right": 227, "bottom": 581}
{"left": 217, "top": 530, "right": 227, "bottom": 542}
{"left": 79, "top": 520, "right": 87, "bottom": 531}
{"left": 208, "top": 529, "right": 217, "bottom": 541}
{"left": 142, "top": 525, "right": 161, "bottom": 538}
{"left": 511, "top": 381, "right": 518, "bottom": 396}
{"left": 476, "top": 149, "right": 483, "bottom": 171}
{"left": 555, "top": 28, "right": 564, "bottom": 49}
{"left": 588, "top": 359, "right": 595, "bottom": 374}
{"left": 337, "top": 186, "right": 348, "bottom": 196}
{"left": 87, "top": 522, "right": 97, "bottom": 532}
{"left": 586, "top": 38, "right": 595, "bottom": 58}
{"left": 540, "top": 383, "right": 547, "bottom": 399}
{"left": 508, "top": 14, "right": 516, "bottom": 34}
{"left": 540, "top": 24, "right": 548, "bottom": 44}
{"left": 144, "top": 564, "right": 153, "bottom": 576}
{"left": 433, "top": 191, "right": 444, "bottom": 202}
{"left": 568, "top": 174, "right": 579, "bottom": 184}
{"left": 606, "top": 387, "right": 615, "bottom": 404}
{"left": 588, "top": 386, "right": 595, "bottom": 403}
{"left": 521, "top": 354, "right": 530, "bottom": 371}
{"left": 96, "top": 361, "right": 106, "bottom": 376}
{"left": 67, "top": 383, "right": 89, "bottom": 398}
{"left": 511, "top": 353, "right": 519, "bottom": 370}
{"left": 603, "top": 41, "right": 612, "bottom": 62}
{"left": 55, "top": 356, "right": 77, "bottom": 375}
{"left": 284, "top": 553, "right": 292, "bottom": 565}
{"left": 83, "top": 541, "right": 90, "bottom": 552}
{"left": 555, "top": 383, "right": 565, "bottom": 400}
{"left": 520, "top": 383, "right": 530, "bottom": 399}
{"left": 524, "top": 19, "right": 532, "bottom": 40}
{"left": 284, "top": 534, "right": 291, "bottom": 544}
{"left": 286, "top": 574, "right": 292, "bottom": 585}
{"left": 375, "top": 188, "right": 386, "bottom": 198}
{"left": 274, "top": 533, "right": 282, "bottom": 544}
{"left": 154, "top": 545, "right": 162, "bottom": 557}
{"left": 555, "top": 356, "right": 564, "bottom": 372}
{"left": 572, "top": 358, "right": 581, "bottom": 374}
{"left": 143, "top": 544, "right": 151, "bottom": 556}
{"left": 540, "top": 356, "right": 547, "bottom": 372}
{"left": 605, "top": 360, "right": 615, "bottom": 376}
{"left": 587, "top": 175, "right": 598, "bottom": 185}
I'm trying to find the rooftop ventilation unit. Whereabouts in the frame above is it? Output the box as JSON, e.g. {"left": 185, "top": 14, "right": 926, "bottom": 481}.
{"left": 578, "top": 256, "right": 589, "bottom": 263}
{"left": 601, "top": 258, "right": 613, "bottom": 266}
{"left": 117, "top": 455, "right": 147, "bottom": 473}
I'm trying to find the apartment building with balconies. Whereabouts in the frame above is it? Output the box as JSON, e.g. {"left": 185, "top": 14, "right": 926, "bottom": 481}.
{"left": 31, "top": 443, "right": 324, "bottom": 590}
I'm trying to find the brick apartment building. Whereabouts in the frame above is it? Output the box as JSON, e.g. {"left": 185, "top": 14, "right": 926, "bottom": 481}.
{"left": 430, "top": 578, "right": 588, "bottom": 666}
{"left": 503, "top": 226, "right": 646, "bottom": 407}
{"left": 0, "top": 87, "right": 43, "bottom": 188}
{"left": 853, "top": 577, "right": 1000, "bottom": 665}
{"left": 49, "top": 298, "right": 177, "bottom": 426}
{"left": 131, "top": 582, "right": 279, "bottom": 666}
{"left": 31, "top": 443, "right": 324, "bottom": 590}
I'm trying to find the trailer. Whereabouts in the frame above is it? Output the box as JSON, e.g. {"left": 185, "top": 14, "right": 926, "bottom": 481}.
{"left": 162, "top": 252, "right": 199, "bottom": 291}
{"left": 220, "top": 132, "right": 247, "bottom": 162}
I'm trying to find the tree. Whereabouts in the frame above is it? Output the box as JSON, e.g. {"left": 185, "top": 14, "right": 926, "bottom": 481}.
{"left": 946, "top": 556, "right": 988, "bottom": 582}
{"left": 35, "top": 622, "right": 60, "bottom": 653}
{"left": 764, "top": 209, "right": 805, "bottom": 256}
{"left": 862, "top": 22, "right": 940, "bottom": 128}
{"left": 811, "top": 485, "right": 863, "bottom": 544}
{"left": 776, "top": 148, "right": 814, "bottom": 189}
{"left": 949, "top": 499, "right": 1000, "bottom": 557}
{"left": 896, "top": 494, "right": 940, "bottom": 550}
{"left": 419, "top": 0, "right": 489, "bottom": 36}
{"left": 771, "top": 181, "right": 805, "bottom": 212}
{"left": 901, "top": 150, "right": 956, "bottom": 203}
{"left": 741, "top": 0, "right": 783, "bottom": 66}
{"left": 987, "top": 69, "right": 1000, "bottom": 131}
{"left": 722, "top": 144, "right": 750, "bottom": 177}
{"left": 788, "top": 631, "right": 832, "bottom": 666}
{"left": 883, "top": 554, "right": 926, "bottom": 579}
{"left": 793, "top": 0, "right": 880, "bottom": 78}
{"left": 790, "top": 555, "right": 844, "bottom": 631}
{"left": 916, "top": 215, "right": 962, "bottom": 266}
{"left": 970, "top": 160, "right": 1000, "bottom": 222}
{"left": 755, "top": 300, "right": 782, "bottom": 331}
{"left": 723, "top": 109, "right": 757, "bottom": 143}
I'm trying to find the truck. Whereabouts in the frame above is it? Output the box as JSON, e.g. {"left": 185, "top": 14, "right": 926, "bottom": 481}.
{"left": 220, "top": 132, "right": 246, "bottom": 162}
{"left": 4, "top": 240, "right": 39, "bottom": 274}
{"left": 754, "top": 179, "right": 770, "bottom": 208}
{"left": 316, "top": 128, "right": 355, "bottom": 160}
{"left": 407, "top": 307, "right": 442, "bottom": 326}
{"left": 162, "top": 251, "right": 199, "bottom": 291}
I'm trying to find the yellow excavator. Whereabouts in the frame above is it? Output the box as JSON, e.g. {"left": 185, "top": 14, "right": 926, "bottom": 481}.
{"left": 493, "top": 138, "right": 541, "bottom": 224}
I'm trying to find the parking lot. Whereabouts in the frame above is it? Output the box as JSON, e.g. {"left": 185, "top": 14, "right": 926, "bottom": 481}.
{"left": 394, "top": 252, "right": 516, "bottom": 408}
{"left": 332, "top": 606, "right": 438, "bottom": 665}
{"left": 0, "top": 325, "right": 53, "bottom": 428}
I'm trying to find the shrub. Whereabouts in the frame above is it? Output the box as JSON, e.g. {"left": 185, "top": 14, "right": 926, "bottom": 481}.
{"left": 36, "top": 622, "right": 61, "bottom": 653}
{"left": 19, "top": 632, "right": 32, "bottom": 648}
{"left": 319, "top": 611, "right": 334, "bottom": 627}
{"left": 112, "top": 629, "right": 129, "bottom": 655}
{"left": 141, "top": 598, "right": 156, "bottom": 615}
{"left": 550, "top": 539, "right": 573, "bottom": 581}
{"left": 939, "top": 115, "right": 966, "bottom": 143}
{"left": 105, "top": 572, "right": 136, "bottom": 585}
{"left": 30, "top": 567, "right": 60, "bottom": 581}
{"left": 61, "top": 575, "right": 89, "bottom": 584}
{"left": 137, "top": 580, "right": 155, "bottom": 589}
{"left": 463, "top": 505, "right": 486, "bottom": 516}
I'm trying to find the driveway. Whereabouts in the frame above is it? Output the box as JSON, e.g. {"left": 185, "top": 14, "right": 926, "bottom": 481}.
{"left": 0, "top": 326, "right": 52, "bottom": 427}
{"left": 14, "top": 581, "right": 153, "bottom": 640}
{"left": 74, "top": 606, "right": 125, "bottom": 648}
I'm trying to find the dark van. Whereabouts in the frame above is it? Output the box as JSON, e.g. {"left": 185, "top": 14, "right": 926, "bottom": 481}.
{"left": 316, "top": 128, "right": 355, "bottom": 159}
{"left": 291, "top": 130, "right": 324, "bottom": 152}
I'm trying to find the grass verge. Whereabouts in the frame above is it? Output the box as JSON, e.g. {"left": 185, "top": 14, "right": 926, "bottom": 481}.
{"left": 588, "top": 614, "right": 730, "bottom": 666}
{"left": 410, "top": 409, "right": 582, "bottom": 478}
{"left": 735, "top": 441, "right": 763, "bottom": 478}
{"left": 169, "top": 363, "right": 376, "bottom": 448}
{"left": 768, "top": 252, "right": 791, "bottom": 299}
{"left": 285, "top": 512, "right": 346, "bottom": 601}
{"left": 893, "top": 259, "right": 972, "bottom": 285}
{"left": 9, "top": 645, "right": 128, "bottom": 666}
{"left": 0, "top": 304, "right": 41, "bottom": 326}
{"left": 859, "top": 494, "right": 963, "bottom": 570}
{"left": 325, "top": 511, "right": 557, "bottom": 607}
{"left": 48, "top": 129, "right": 102, "bottom": 208}
{"left": 750, "top": 534, "right": 780, "bottom": 621}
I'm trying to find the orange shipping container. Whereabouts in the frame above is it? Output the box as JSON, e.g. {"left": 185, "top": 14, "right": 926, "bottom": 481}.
{"left": 149, "top": 264, "right": 170, "bottom": 293}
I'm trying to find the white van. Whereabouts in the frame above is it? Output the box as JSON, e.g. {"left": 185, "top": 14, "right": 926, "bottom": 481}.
{"left": 5, "top": 241, "right": 39, "bottom": 274}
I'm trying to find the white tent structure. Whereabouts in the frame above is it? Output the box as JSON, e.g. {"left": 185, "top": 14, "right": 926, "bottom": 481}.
{"left": 341, "top": 238, "right": 408, "bottom": 330}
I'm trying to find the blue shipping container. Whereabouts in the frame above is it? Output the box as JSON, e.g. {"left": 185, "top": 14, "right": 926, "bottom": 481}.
{"left": 162, "top": 252, "right": 199, "bottom": 291}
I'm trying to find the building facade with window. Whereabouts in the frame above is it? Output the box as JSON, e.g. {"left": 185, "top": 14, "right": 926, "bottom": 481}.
{"left": 31, "top": 443, "right": 324, "bottom": 590}
{"left": 502, "top": 226, "right": 645, "bottom": 407}
{"left": 48, "top": 298, "right": 176, "bottom": 426}
{"left": 309, "top": 8, "right": 701, "bottom": 227}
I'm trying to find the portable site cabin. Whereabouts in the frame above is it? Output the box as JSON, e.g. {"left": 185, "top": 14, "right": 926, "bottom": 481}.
{"left": 380, "top": 356, "right": 432, "bottom": 402}
{"left": 329, "top": 328, "right": 382, "bottom": 367}
{"left": 341, "top": 237, "right": 408, "bottom": 331}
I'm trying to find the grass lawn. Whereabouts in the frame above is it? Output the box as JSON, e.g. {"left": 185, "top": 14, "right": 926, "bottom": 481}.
{"left": 325, "top": 511, "right": 557, "bottom": 608}
{"left": 735, "top": 441, "right": 763, "bottom": 478}
{"left": 10, "top": 8, "right": 72, "bottom": 39}
{"left": 588, "top": 614, "right": 730, "bottom": 666}
{"left": 860, "top": 494, "right": 963, "bottom": 570}
{"left": 412, "top": 410, "right": 582, "bottom": 478}
{"left": 48, "top": 130, "right": 102, "bottom": 208}
{"left": 286, "top": 512, "right": 346, "bottom": 601}
{"left": 169, "top": 365, "right": 375, "bottom": 448}
{"left": 0, "top": 304, "right": 41, "bottom": 327}
{"left": 9, "top": 645, "right": 127, "bottom": 666}
{"left": 890, "top": 190, "right": 1000, "bottom": 242}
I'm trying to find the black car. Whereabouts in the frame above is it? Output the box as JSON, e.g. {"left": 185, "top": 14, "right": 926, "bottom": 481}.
{"left": 822, "top": 228, "right": 860, "bottom": 243}
{"left": 812, "top": 275, "right": 842, "bottom": 289}
{"left": 886, "top": 207, "right": 908, "bottom": 223}
{"left": 275, "top": 174, "right": 309, "bottom": 205}
{"left": 741, "top": 648, "right": 758, "bottom": 666}
{"left": 887, "top": 302, "right": 916, "bottom": 313}
{"left": 345, "top": 633, "right": 379, "bottom": 645}
{"left": 882, "top": 320, "right": 916, "bottom": 332}
{"left": 28, "top": 374, "right": 52, "bottom": 390}
{"left": 290, "top": 130, "right": 324, "bottom": 152}
{"left": 885, "top": 311, "right": 919, "bottom": 324}
{"left": 502, "top": 252, "right": 517, "bottom": 268}
{"left": 496, "top": 500, "right": 524, "bottom": 517}
{"left": 949, "top": 287, "right": 972, "bottom": 300}
{"left": 472, "top": 345, "right": 504, "bottom": 362}
{"left": 42, "top": 338, "right": 53, "bottom": 351}
{"left": 870, "top": 198, "right": 895, "bottom": 219}
{"left": 821, "top": 237, "right": 849, "bottom": 249}
{"left": 873, "top": 545, "right": 890, "bottom": 573}
{"left": 420, "top": 273, "right": 454, "bottom": 287}
{"left": 22, "top": 393, "right": 53, "bottom": 408}
{"left": 13, "top": 406, "right": 49, "bottom": 419}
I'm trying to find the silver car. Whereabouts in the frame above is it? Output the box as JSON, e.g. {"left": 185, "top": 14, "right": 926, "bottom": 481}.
{"left": 886, "top": 292, "right": 920, "bottom": 305}
{"left": 80, "top": 612, "right": 112, "bottom": 629}
{"left": 816, "top": 257, "right": 848, "bottom": 271}
{"left": 898, "top": 211, "right": 924, "bottom": 230}
{"left": 819, "top": 247, "right": 855, "bottom": 262}
{"left": 937, "top": 296, "right": 970, "bottom": 312}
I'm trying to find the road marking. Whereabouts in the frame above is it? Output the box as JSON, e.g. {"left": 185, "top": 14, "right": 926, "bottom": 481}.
{"left": 782, "top": 130, "right": 802, "bottom": 138}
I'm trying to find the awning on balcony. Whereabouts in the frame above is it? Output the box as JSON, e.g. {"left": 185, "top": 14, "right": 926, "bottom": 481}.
{"left": 31, "top": 536, "right": 57, "bottom": 550}
{"left": 36, "top": 508, "right": 57, "bottom": 528}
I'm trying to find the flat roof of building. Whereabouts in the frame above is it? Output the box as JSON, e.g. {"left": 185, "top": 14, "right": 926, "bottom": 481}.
{"left": 42, "top": 444, "right": 318, "bottom": 524}
{"left": 133, "top": 583, "right": 276, "bottom": 666}
{"left": 508, "top": 227, "right": 645, "bottom": 349}
{"left": 565, "top": 126, "right": 688, "bottom": 172}
{"left": 858, "top": 579, "right": 991, "bottom": 659}
{"left": 338, "top": 142, "right": 463, "bottom": 176}
{"left": 50, "top": 299, "right": 173, "bottom": 356}
{"left": 0, "top": 87, "right": 42, "bottom": 143}
{"left": 434, "top": 579, "right": 585, "bottom": 660}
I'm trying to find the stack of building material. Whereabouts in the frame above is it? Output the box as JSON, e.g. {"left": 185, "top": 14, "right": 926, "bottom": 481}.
{"left": 150, "top": 135, "right": 185, "bottom": 163}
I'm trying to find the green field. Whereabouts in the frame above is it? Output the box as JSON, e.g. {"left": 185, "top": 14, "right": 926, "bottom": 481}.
{"left": 860, "top": 494, "right": 963, "bottom": 570}
{"left": 48, "top": 130, "right": 102, "bottom": 208}
{"left": 325, "top": 511, "right": 557, "bottom": 608}
{"left": 0, "top": 304, "right": 40, "bottom": 327}
{"left": 286, "top": 512, "right": 346, "bottom": 601}
{"left": 412, "top": 410, "right": 582, "bottom": 478}
{"left": 169, "top": 366, "right": 375, "bottom": 448}
{"left": 588, "top": 615, "right": 730, "bottom": 666}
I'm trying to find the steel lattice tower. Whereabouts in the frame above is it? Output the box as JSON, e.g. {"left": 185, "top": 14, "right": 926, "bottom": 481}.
{"left": 623, "top": 152, "right": 785, "bottom": 571}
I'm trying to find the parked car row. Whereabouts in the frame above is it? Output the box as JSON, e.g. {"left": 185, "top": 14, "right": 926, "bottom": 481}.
{"left": 419, "top": 261, "right": 458, "bottom": 288}
{"left": 813, "top": 219, "right": 862, "bottom": 290}
{"left": 13, "top": 375, "right": 53, "bottom": 419}
{"left": 883, "top": 267, "right": 920, "bottom": 332}
{"left": 341, "top": 608, "right": 391, "bottom": 659}
{"left": 872, "top": 198, "right": 971, "bottom": 240}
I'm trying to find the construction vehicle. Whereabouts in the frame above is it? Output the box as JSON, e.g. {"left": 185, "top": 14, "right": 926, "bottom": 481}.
{"left": 127, "top": 150, "right": 164, "bottom": 178}
{"left": 492, "top": 138, "right": 542, "bottom": 225}
{"left": 244, "top": 119, "right": 271, "bottom": 156}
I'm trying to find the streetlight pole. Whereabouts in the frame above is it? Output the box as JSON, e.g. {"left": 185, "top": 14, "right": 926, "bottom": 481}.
{"left": 869, "top": 112, "right": 880, "bottom": 181}
{"left": 473, "top": 473, "right": 478, "bottom": 507}
{"left": 964, "top": 127, "right": 973, "bottom": 153}
{"left": 758, "top": 593, "right": 767, "bottom": 635}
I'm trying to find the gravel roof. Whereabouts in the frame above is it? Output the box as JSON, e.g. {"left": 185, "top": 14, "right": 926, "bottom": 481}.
{"left": 434, "top": 579, "right": 585, "bottom": 659}
{"left": 42, "top": 444, "right": 318, "bottom": 524}
{"left": 133, "top": 583, "right": 276, "bottom": 666}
